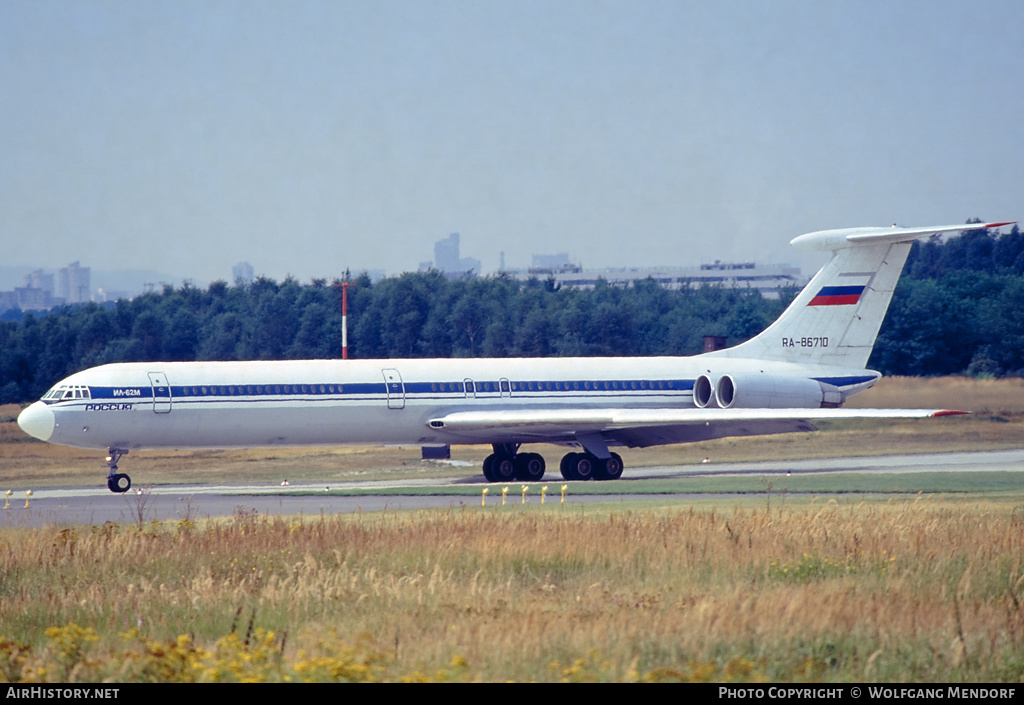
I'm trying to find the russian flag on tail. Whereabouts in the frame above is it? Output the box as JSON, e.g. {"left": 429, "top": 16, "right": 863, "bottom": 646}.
{"left": 808, "top": 285, "right": 865, "bottom": 306}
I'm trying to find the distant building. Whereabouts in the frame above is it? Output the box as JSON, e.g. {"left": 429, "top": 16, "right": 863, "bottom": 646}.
{"left": 95, "top": 288, "right": 130, "bottom": 303}
{"left": 0, "top": 288, "right": 49, "bottom": 313}
{"left": 25, "top": 269, "right": 54, "bottom": 296}
{"left": 0, "top": 282, "right": 56, "bottom": 312}
{"left": 6, "top": 270, "right": 59, "bottom": 310}
{"left": 434, "top": 233, "right": 461, "bottom": 271}
{"left": 57, "top": 262, "right": 91, "bottom": 304}
{"left": 0, "top": 267, "right": 70, "bottom": 311}
{"left": 530, "top": 253, "right": 580, "bottom": 275}
{"left": 509, "top": 259, "right": 804, "bottom": 299}
{"left": 233, "top": 262, "right": 255, "bottom": 285}
{"left": 14, "top": 286, "right": 50, "bottom": 309}
{"left": 420, "top": 233, "right": 481, "bottom": 277}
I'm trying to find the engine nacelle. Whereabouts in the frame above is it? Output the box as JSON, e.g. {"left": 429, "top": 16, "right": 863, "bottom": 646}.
{"left": 714, "top": 374, "right": 825, "bottom": 409}
{"left": 693, "top": 374, "right": 715, "bottom": 408}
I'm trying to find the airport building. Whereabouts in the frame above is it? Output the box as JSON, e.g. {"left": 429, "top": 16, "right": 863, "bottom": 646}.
{"left": 511, "top": 258, "right": 805, "bottom": 298}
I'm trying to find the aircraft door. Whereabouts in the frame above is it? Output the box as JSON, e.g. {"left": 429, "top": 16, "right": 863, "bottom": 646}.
{"left": 382, "top": 368, "right": 405, "bottom": 409}
{"left": 148, "top": 372, "right": 171, "bottom": 414}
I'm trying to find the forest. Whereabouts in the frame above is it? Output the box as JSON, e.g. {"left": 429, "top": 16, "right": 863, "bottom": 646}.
{"left": 1, "top": 222, "right": 1022, "bottom": 404}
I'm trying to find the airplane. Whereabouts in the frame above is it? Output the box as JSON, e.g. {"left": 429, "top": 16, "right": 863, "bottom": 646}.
{"left": 17, "top": 221, "right": 1013, "bottom": 493}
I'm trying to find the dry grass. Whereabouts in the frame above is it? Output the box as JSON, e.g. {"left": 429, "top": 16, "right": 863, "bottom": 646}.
{"left": 846, "top": 375, "right": 1024, "bottom": 416}
{"left": 2, "top": 376, "right": 1024, "bottom": 488}
{"left": 0, "top": 498, "right": 1022, "bottom": 681}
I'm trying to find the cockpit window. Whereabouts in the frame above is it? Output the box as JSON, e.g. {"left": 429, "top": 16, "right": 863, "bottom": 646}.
{"left": 41, "top": 385, "right": 91, "bottom": 404}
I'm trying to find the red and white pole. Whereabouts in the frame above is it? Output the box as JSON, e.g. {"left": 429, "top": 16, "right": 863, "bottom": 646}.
{"left": 341, "top": 281, "right": 349, "bottom": 360}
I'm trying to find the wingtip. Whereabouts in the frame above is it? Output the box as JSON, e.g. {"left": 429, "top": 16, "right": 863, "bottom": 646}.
{"left": 930, "top": 409, "right": 970, "bottom": 417}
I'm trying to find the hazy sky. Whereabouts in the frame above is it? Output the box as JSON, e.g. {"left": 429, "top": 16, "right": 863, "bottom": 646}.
{"left": 2, "top": 0, "right": 1021, "bottom": 284}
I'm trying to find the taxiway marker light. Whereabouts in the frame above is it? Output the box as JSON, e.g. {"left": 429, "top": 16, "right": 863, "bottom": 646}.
{"left": 561, "top": 485, "right": 568, "bottom": 503}
{"left": 502, "top": 487, "right": 508, "bottom": 505}
{"left": 4, "top": 490, "right": 10, "bottom": 509}
{"left": 481, "top": 487, "right": 489, "bottom": 506}
{"left": 24, "top": 490, "right": 31, "bottom": 508}
{"left": 541, "top": 486, "right": 548, "bottom": 504}
{"left": 521, "top": 485, "right": 529, "bottom": 504}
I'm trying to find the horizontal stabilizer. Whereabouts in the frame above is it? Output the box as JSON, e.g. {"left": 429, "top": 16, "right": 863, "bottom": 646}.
{"left": 791, "top": 222, "right": 1015, "bottom": 252}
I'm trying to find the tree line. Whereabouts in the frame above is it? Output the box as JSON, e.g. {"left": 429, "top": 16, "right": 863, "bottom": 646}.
{"left": 1, "top": 222, "right": 1021, "bottom": 404}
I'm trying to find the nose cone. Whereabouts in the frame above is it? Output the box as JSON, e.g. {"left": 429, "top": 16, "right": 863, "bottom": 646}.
{"left": 18, "top": 402, "right": 55, "bottom": 442}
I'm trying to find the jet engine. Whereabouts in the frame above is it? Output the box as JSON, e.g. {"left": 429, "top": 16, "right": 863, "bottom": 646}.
{"left": 714, "top": 374, "right": 826, "bottom": 409}
{"left": 693, "top": 374, "right": 715, "bottom": 408}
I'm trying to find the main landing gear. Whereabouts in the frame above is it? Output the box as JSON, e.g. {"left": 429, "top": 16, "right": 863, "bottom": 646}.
{"left": 105, "top": 448, "right": 131, "bottom": 493}
{"left": 480, "top": 445, "right": 624, "bottom": 482}
{"left": 482, "top": 444, "right": 546, "bottom": 483}
{"left": 559, "top": 451, "right": 624, "bottom": 481}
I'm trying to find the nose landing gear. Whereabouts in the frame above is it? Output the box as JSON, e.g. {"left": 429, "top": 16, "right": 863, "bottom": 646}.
{"left": 105, "top": 448, "right": 131, "bottom": 493}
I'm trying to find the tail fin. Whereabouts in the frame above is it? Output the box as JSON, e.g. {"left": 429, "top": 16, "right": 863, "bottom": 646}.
{"left": 712, "top": 222, "right": 1014, "bottom": 368}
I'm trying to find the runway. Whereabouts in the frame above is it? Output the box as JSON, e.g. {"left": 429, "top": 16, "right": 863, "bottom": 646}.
{"left": 3, "top": 449, "right": 1022, "bottom": 528}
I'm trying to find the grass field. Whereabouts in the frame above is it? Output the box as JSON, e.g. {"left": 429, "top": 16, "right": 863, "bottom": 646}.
{"left": 0, "top": 376, "right": 1022, "bottom": 682}
{"left": 1, "top": 496, "right": 1022, "bottom": 682}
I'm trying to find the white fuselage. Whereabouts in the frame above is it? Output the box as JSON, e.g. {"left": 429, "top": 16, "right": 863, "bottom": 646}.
{"left": 21, "top": 356, "right": 876, "bottom": 452}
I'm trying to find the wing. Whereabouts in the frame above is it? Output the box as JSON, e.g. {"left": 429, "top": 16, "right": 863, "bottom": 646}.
{"left": 428, "top": 408, "right": 965, "bottom": 449}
